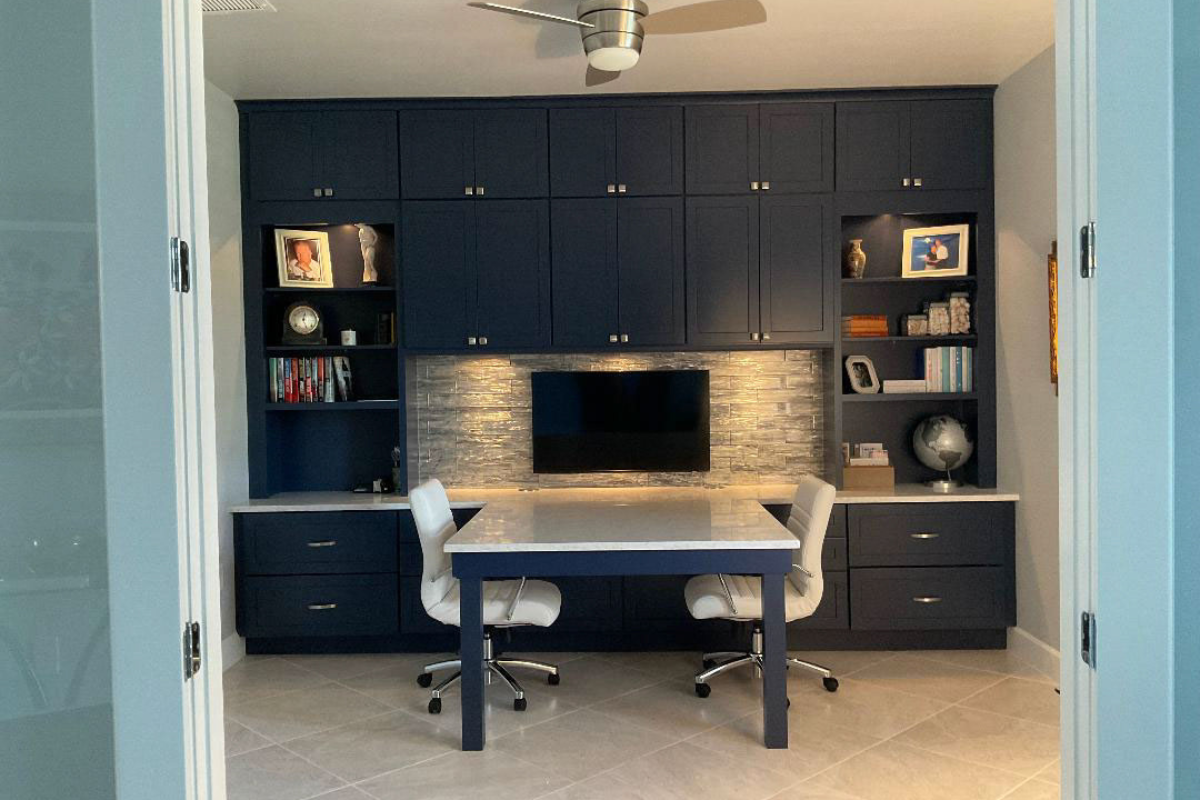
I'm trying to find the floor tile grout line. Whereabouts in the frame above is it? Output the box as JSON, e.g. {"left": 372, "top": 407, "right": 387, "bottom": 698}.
{"left": 884, "top": 736, "right": 1057, "bottom": 783}
{"left": 995, "top": 774, "right": 1046, "bottom": 800}
{"left": 906, "top": 650, "right": 1058, "bottom": 684}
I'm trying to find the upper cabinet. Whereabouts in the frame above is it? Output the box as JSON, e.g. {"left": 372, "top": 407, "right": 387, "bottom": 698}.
{"left": 837, "top": 99, "right": 992, "bottom": 191}
{"left": 549, "top": 106, "right": 683, "bottom": 197}
{"left": 247, "top": 110, "right": 399, "bottom": 201}
{"left": 400, "top": 109, "right": 548, "bottom": 200}
{"left": 685, "top": 103, "right": 834, "bottom": 195}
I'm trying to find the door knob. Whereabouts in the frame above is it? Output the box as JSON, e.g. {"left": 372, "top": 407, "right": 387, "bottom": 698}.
{"left": 312, "top": 188, "right": 322, "bottom": 198}
{"left": 323, "top": 188, "right": 334, "bottom": 197}
{"left": 761, "top": 181, "right": 771, "bottom": 191}
{"left": 478, "top": 336, "right": 488, "bottom": 346}
{"left": 476, "top": 186, "right": 486, "bottom": 196}
{"left": 609, "top": 334, "right": 619, "bottom": 343}
{"left": 465, "top": 186, "right": 475, "bottom": 196}
{"left": 751, "top": 332, "right": 760, "bottom": 341}
{"left": 467, "top": 337, "right": 477, "bottom": 346}
{"left": 620, "top": 334, "right": 629, "bottom": 343}
{"left": 618, "top": 184, "right": 627, "bottom": 194}
{"left": 762, "top": 333, "right": 771, "bottom": 341}
{"left": 902, "top": 178, "right": 911, "bottom": 188}
{"left": 913, "top": 177, "right": 923, "bottom": 188}
{"left": 750, "top": 181, "right": 760, "bottom": 191}
{"left": 607, "top": 184, "right": 616, "bottom": 194}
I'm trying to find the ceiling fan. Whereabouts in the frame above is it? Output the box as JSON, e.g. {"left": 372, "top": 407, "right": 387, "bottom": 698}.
{"left": 468, "top": 0, "right": 767, "bottom": 86}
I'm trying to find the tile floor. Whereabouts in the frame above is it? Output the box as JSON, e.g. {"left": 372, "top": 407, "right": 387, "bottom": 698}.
{"left": 223, "top": 649, "right": 1061, "bottom": 800}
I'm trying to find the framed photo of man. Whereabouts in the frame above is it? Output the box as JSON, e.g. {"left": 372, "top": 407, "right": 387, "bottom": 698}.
{"left": 902, "top": 224, "right": 970, "bottom": 278}
{"left": 275, "top": 228, "right": 334, "bottom": 288}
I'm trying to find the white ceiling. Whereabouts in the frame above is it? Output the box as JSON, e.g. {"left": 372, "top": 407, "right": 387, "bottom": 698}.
{"left": 203, "top": 0, "right": 1054, "bottom": 100}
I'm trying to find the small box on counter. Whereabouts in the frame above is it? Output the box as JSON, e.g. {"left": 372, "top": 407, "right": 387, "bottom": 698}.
{"left": 842, "top": 465, "right": 896, "bottom": 490}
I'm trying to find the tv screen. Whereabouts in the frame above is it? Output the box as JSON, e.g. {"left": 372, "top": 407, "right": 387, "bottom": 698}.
{"left": 531, "top": 370, "right": 710, "bottom": 473}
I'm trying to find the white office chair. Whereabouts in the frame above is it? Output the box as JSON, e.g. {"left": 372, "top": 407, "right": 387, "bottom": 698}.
{"left": 685, "top": 475, "right": 840, "bottom": 697}
{"left": 410, "top": 479, "right": 563, "bottom": 714}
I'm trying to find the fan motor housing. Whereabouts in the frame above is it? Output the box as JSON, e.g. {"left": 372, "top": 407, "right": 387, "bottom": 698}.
{"left": 578, "top": 0, "right": 649, "bottom": 62}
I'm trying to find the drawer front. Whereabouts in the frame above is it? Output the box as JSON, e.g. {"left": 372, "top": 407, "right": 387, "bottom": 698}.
{"left": 240, "top": 512, "right": 397, "bottom": 575}
{"left": 398, "top": 507, "right": 482, "bottom": 575}
{"left": 242, "top": 574, "right": 399, "bottom": 637}
{"left": 847, "top": 503, "right": 1012, "bottom": 567}
{"left": 850, "top": 567, "right": 1012, "bottom": 630}
{"left": 789, "top": 571, "right": 848, "bottom": 631}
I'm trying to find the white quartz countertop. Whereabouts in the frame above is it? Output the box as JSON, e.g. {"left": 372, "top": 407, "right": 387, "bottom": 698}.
{"left": 231, "top": 483, "right": 1018, "bottom": 514}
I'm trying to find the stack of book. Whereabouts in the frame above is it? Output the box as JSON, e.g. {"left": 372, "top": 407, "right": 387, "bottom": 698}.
{"left": 847, "top": 442, "right": 889, "bottom": 466}
{"left": 268, "top": 356, "right": 354, "bottom": 403}
{"left": 921, "top": 346, "right": 974, "bottom": 392}
{"left": 841, "top": 315, "right": 889, "bottom": 338}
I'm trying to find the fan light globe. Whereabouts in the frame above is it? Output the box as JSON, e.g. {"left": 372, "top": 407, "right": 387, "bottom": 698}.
{"left": 588, "top": 46, "right": 640, "bottom": 72}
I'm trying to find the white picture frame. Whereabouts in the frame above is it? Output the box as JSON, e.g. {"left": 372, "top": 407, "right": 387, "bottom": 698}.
{"left": 275, "top": 228, "right": 334, "bottom": 288}
{"left": 902, "top": 223, "right": 970, "bottom": 278}
{"left": 845, "top": 355, "right": 881, "bottom": 394}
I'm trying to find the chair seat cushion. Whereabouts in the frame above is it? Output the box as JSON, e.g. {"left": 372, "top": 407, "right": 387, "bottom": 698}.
{"left": 427, "top": 578, "right": 561, "bottom": 628}
{"left": 684, "top": 573, "right": 818, "bottom": 622}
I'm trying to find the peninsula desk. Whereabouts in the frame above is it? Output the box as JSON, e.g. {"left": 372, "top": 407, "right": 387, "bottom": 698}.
{"left": 442, "top": 489, "right": 802, "bottom": 750}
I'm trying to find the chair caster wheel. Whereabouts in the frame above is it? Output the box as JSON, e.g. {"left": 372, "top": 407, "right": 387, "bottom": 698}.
{"left": 417, "top": 673, "right": 433, "bottom": 688}
{"left": 548, "top": 672, "right": 561, "bottom": 686}
{"left": 513, "top": 698, "right": 527, "bottom": 712}
{"left": 823, "top": 677, "right": 839, "bottom": 693}
{"left": 695, "top": 683, "right": 711, "bottom": 698}
{"left": 702, "top": 659, "right": 716, "bottom": 670}
{"left": 428, "top": 697, "right": 442, "bottom": 714}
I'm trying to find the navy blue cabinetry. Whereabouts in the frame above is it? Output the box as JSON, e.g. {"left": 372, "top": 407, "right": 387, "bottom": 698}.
{"left": 401, "top": 109, "right": 548, "bottom": 200}
{"left": 550, "top": 106, "right": 682, "bottom": 198}
{"left": 685, "top": 103, "right": 833, "bottom": 195}
{"left": 551, "top": 199, "right": 618, "bottom": 347}
{"left": 403, "top": 200, "right": 550, "bottom": 350}
{"left": 686, "top": 196, "right": 760, "bottom": 345}
{"left": 247, "top": 110, "right": 398, "bottom": 201}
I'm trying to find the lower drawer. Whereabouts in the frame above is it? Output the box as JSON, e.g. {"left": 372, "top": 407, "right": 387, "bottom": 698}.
{"left": 242, "top": 575, "right": 399, "bottom": 638}
{"left": 850, "top": 567, "right": 1012, "bottom": 630}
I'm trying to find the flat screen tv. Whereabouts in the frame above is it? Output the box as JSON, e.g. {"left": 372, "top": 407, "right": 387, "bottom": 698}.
{"left": 531, "top": 370, "right": 710, "bottom": 473}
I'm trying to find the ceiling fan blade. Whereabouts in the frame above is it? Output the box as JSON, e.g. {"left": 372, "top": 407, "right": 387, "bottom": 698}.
{"left": 641, "top": 0, "right": 766, "bottom": 35}
{"left": 467, "top": 2, "right": 594, "bottom": 28}
{"left": 586, "top": 65, "right": 622, "bottom": 87}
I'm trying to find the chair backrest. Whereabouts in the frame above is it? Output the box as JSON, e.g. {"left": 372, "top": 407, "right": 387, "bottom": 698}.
{"left": 409, "top": 479, "right": 458, "bottom": 613}
{"left": 785, "top": 475, "right": 837, "bottom": 603}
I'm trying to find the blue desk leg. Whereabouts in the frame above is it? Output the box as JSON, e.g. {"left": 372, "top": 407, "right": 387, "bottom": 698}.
{"left": 761, "top": 572, "right": 788, "bottom": 749}
{"left": 460, "top": 576, "right": 485, "bottom": 750}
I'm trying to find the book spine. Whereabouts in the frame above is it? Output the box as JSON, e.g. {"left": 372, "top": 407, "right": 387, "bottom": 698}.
{"left": 318, "top": 357, "right": 326, "bottom": 403}
{"left": 956, "top": 347, "right": 964, "bottom": 392}
{"left": 941, "top": 347, "right": 950, "bottom": 392}
{"left": 965, "top": 347, "right": 973, "bottom": 392}
{"left": 268, "top": 358, "right": 276, "bottom": 403}
{"left": 284, "top": 358, "right": 292, "bottom": 403}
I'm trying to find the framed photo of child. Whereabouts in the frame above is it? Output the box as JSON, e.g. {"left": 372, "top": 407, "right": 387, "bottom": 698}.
{"left": 902, "top": 224, "right": 970, "bottom": 278}
{"left": 275, "top": 228, "right": 334, "bottom": 288}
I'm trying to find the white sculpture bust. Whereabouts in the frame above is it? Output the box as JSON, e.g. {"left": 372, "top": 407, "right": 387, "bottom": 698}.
{"left": 356, "top": 223, "right": 379, "bottom": 284}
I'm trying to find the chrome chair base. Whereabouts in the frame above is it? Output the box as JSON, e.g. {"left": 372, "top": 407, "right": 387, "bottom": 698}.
{"left": 419, "top": 632, "right": 559, "bottom": 714}
{"left": 693, "top": 624, "right": 839, "bottom": 697}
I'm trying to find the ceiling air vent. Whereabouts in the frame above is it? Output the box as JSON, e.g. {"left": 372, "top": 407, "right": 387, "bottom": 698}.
{"left": 201, "top": 0, "right": 277, "bottom": 14}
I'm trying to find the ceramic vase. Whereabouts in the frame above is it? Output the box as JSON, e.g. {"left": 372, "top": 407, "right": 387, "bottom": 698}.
{"left": 846, "top": 239, "right": 867, "bottom": 279}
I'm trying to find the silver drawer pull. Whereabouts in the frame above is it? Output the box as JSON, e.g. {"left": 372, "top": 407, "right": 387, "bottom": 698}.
{"left": 910, "top": 532, "right": 940, "bottom": 540}
{"left": 307, "top": 540, "right": 338, "bottom": 548}
{"left": 912, "top": 596, "right": 943, "bottom": 604}
{"left": 307, "top": 603, "right": 338, "bottom": 611}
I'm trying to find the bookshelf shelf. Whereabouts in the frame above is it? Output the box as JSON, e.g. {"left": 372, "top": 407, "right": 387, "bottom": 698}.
{"left": 842, "top": 335, "right": 977, "bottom": 344}
{"left": 264, "top": 286, "right": 395, "bottom": 295}
{"left": 842, "top": 392, "right": 978, "bottom": 403}
{"left": 265, "top": 344, "right": 397, "bottom": 353}
{"left": 264, "top": 401, "right": 401, "bottom": 412}
{"left": 842, "top": 276, "right": 977, "bottom": 285}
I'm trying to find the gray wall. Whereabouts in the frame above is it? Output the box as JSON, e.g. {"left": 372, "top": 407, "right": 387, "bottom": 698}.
{"left": 409, "top": 350, "right": 827, "bottom": 488}
{"left": 994, "top": 46, "right": 1060, "bottom": 650}
{"left": 205, "top": 81, "right": 248, "bottom": 643}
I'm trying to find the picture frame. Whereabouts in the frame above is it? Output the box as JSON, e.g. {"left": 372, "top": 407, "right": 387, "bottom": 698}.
{"left": 902, "top": 224, "right": 970, "bottom": 278}
{"left": 275, "top": 228, "right": 334, "bottom": 288}
{"left": 845, "top": 355, "right": 881, "bottom": 394}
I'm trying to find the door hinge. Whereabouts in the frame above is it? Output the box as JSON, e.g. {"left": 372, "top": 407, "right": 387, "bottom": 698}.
{"left": 183, "top": 621, "right": 202, "bottom": 680}
{"left": 171, "top": 237, "right": 191, "bottom": 293}
{"left": 1081, "top": 611, "right": 1096, "bottom": 668}
{"left": 1080, "top": 221, "right": 1096, "bottom": 278}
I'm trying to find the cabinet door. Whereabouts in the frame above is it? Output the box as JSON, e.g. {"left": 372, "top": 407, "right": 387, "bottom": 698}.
{"left": 551, "top": 199, "right": 618, "bottom": 347}
{"left": 399, "top": 110, "right": 475, "bottom": 199}
{"left": 617, "top": 197, "right": 685, "bottom": 345}
{"left": 474, "top": 200, "right": 551, "bottom": 348}
{"left": 685, "top": 104, "right": 761, "bottom": 195}
{"left": 402, "top": 202, "right": 476, "bottom": 348}
{"left": 909, "top": 99, "right": 992, "bottom": 190}
{"left": 760, "top": 195, "right": 831, "bottom": 343}
{"left": 760, "top": 103, "right": 834, "bottom": 193}
{"left": 474, "top": 109, "right": 549, "bottom": 198}
{"left": 247, "top": 111, "right": 319, "bottom": 201}
{"left": 615, "top": 106, "right": 683, "bottom": 196}
{"left": 685, "top": 196, "right": 760, "bottom": 345}
{"left": 549, "top": 108, "right": 615, "bottom": 197}
{"left": 836, "top": 101, "right": 912, "bottom": 191}
{"left": 315, "top": 110, "right": 399, "bottom": 199}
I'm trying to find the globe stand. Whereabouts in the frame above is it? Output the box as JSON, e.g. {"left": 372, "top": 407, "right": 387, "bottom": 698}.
{"left": 927, "top": 469, "right": 962, "bottom": 493}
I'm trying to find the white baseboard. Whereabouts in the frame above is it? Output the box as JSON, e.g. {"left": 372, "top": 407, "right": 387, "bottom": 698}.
{"left": 221, "top": 633, "right": 246, "bottom": 671}
{"left": 1009, "top": 626, "right": 1061, "bottom": 684}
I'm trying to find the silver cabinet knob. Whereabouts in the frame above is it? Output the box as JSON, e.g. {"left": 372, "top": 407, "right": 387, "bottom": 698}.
{"left": 620, "top": 334, "right": 629, "bottom": 343}
{"left": 912, "top": 596, "right": 943, "bottom": 604}
{"left": 477, "top": 186, "right": 485, "bottom": 196}
{"left": 312, "top": 188, "right": 323, "bottom": 198}
{"left": 306, "top": 540, "right": 338, "bottom": 548}
{"left": 609, "top": 334, "right": 619, "bottom": 343}
{"left": 307, "top": 603, "right": 338, "bottom": 611}
{"left": 618, "top": 184, "right": 627, "bottom": 194}
{"left": 478, "top": 336, "right": 488, "bottom": 346}
{"left": 465, "top": 186, "right": 475, "bottom": 196}
{"left": 323, "top": 188, "right": 334, "bottom": 197}
{"left": 902, "top": 178, "right": 911, "bottom": 188}
{"left": 467, "top": 336, "right": 477, "bottom": 346}
{"left": 750, "top": 181, "right": 760, "bottom": 191}
{"left": 913, "top": 177, "right": 923, "bottom": 188}
{"left": 762, "top": 333, "right": 771, "bottom": 341}
{"left": 751, "top": 332, "right": 760, "bottom": 341}
{"left": 607, "top": 184, "right": 617, "bottom": 194}
{"left": 910, "top": 532, "right": 940, "bottom": 540}
{"left": 761, "top": 181, "right": 771, "bottom": 191}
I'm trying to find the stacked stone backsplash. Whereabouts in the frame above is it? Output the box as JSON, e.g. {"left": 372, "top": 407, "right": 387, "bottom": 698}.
{"left": 407, "top": 350, "right": 828, "bottom": 489}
